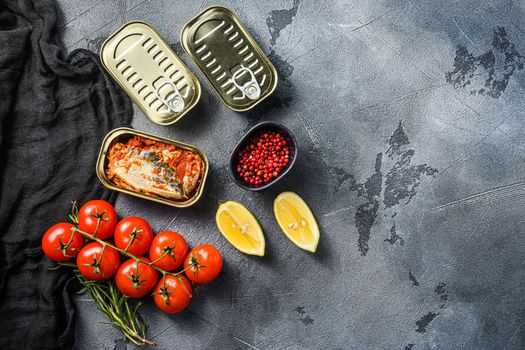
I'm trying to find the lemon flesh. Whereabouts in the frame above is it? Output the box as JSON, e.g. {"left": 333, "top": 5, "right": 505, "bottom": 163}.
{"left": 273, "top": 192, "right": 320, "bottom": 252}
{"left": 216, "top": 201, "right": 265, "bottom": 256}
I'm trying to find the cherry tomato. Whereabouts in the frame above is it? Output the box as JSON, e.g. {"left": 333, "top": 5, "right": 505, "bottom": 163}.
{"left": 184, "top": 244, "right": 222, "bottom": 284}
{"left": 77, "top": 200, "right": 117, "bottom": 239}
{"left": 77, "top": 242, "right": 120, "bottom": 281}
{"left": 149, "top": 231, "right": 188, "bottom": 271}
{"left": 41, "top": 223, "right": 84, "bottom": 261}
{"left": 114, "top": 217, "right": 153, "bottom": 256}
{"left": 115, "top": 258, "right": 158, "bottom": 298}
{"left": 152, "top": 275, "right": 192, "bottom": 314}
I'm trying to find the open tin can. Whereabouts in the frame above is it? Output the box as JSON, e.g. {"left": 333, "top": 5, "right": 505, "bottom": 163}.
{"left": 96, "top": 128, "right": 208, "bottom": 208}
{"left": 181, "top": 6, "right": 278, "bottom": 111}
{"left": 101, "top": 21, "right": 201, "bottom": 125}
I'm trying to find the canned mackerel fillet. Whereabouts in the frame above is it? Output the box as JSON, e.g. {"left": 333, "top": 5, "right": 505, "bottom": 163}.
{"left": 96, "top": 128, "right": 208, "bottom": 208}
{"left": 101, "top": 21, "right": 201, "bottom": 125}
{"left": 181, "top": 6, "right": 278, "bottom": 112}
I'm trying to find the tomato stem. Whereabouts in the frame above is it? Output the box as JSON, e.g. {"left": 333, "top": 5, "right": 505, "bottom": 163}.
{"left": 54, "top": 224, "right": 81, "bottom": 257}
{"left": 128, "top": 260, "right": 146, "bottom": 289}
{"left": 149, "top": 250, "right": 169, "bottom": 265}
{"left": 188, "top": 255, "right": 205, "bottom": 279}
{"left": 69, "top": 201, "right": 79, "bottom": 225}
{"left": 91, "top": 210, "right": 105, "bottom": 238}
{"left": 123, "top": 226, "right": 143, "bottom": 252}
{"left": 93, "top": 244, "right": 106, "bottom": 276}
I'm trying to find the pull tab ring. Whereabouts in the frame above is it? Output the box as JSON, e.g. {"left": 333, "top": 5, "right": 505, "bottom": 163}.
{"left": 155, "top": 81, "right": 185, "bottom": 113}
{"left": 231, "top": 66, "right": 261, "bottom": 100}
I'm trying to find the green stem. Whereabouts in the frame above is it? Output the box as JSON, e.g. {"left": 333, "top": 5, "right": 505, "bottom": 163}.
{"left": 92, "top": 212, "right": 104, "bottom": 238}
{"left": 75, "top": 272, "right": 156, "bottom": 346}
{"left": 123, "top": 227, "right": 143, "bottom": 252}
{"left": 97, "top": 245, "right": 106, "bottom": 265}
{"left": 149, "top": 250, "right": 169, "bottom": 265}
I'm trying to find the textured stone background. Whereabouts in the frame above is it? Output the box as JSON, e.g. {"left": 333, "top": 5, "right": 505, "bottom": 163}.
{"left": 57, "top": 0, "right": 525, "bottom": 349}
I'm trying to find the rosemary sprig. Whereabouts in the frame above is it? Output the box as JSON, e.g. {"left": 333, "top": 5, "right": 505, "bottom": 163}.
{"left": 75, "top": 272, "right": 155, "bottom": 346}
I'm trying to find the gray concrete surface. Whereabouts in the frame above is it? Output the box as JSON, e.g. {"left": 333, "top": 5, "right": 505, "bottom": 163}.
{"left": 57, "top": 0, "right": 525, "bottom": 349}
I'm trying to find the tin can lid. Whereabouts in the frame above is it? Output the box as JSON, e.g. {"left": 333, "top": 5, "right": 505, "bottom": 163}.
{"left": 181, "top": 6, "right": 278, "bottom": 112}
{"left": 101, "top": 21, "right": 201, "bottom": 125}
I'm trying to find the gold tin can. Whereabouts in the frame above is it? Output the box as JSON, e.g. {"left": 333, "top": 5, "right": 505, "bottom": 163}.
{"left": 181, "top": 6, "right": 278, "bottom": 112}
{"left": 101, "top": 21, "right": 201, "bottom": 125}
{"left": 96, "top": 127, "right": 208, "bottom": 208}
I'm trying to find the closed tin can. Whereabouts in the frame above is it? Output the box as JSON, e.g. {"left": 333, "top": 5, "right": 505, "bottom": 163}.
{"left": 96, "top": 128, "right": 208, "bottom": 208}
{"left": 181, "top": 6, "right": 278, "bottom": 112}
{"left": 101, "top": 21, "right": 201, "bottom": 125}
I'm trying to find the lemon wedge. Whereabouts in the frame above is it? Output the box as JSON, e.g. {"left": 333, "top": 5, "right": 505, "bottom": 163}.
{"left": 216, "top": 201, "right": 265, "bottom": 256}
{"left": 273, "top": 192, "right": 319, "bottom": 252}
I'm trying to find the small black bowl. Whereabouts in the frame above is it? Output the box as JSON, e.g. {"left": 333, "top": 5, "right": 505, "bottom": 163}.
{"left": 229, "top": 121, "right": 297, "bottom": 191}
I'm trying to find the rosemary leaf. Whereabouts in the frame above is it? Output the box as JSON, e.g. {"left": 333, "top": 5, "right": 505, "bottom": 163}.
{"left": 74, "top": 270, "right": 156, "bottom": 346}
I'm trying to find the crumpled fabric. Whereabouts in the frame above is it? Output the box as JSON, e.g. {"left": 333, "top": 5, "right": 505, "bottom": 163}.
{"left": 0, "top": 0, "right": 132, "bottom": 348}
